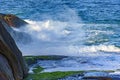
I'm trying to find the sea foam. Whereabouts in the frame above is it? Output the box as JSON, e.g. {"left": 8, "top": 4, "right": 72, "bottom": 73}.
{"left": 11, "top": 20, "right": 120, "bottom": 56}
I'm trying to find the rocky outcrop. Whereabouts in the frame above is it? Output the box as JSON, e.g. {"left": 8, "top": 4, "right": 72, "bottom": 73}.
{"left": 0, "top": 21, "right": 28, "bottom": 80}
{"left": 0, "top": 13, "right": 32, "bottom": 44}
{"left": 0, "top": 13, "right": 28, "bottom": 28}
{"left": 0, "top": 54, "right": 14, "bottom": 80}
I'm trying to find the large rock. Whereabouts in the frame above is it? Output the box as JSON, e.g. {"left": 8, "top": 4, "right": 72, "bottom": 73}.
{"left": 0, "top": 13, "right": 32, "bottom": 44}
{"left": 0, "top": 13, "right": 28, "bottom": 28}
{"left": 0, "top": 21, "right": 28, "bottom": 80}
{"left": 0, "top": 54, "right": 14, "bottom": 80}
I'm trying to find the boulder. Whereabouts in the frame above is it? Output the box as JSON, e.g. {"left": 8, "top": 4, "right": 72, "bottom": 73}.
{"left": 0, "top": 54, "right": 14, "bottom": 80}
{"left": 0, "top": 13, "right": 32, "bottom": 44}
{"left": 0, "top": 13, "right": 28, "bottom": 28}
{"left": 0, "top": 21, "right": 28, "bottom": 80}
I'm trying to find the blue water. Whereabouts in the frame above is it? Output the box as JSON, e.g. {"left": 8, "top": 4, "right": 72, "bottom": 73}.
{"left": 0, "top": 0, "right": 120, "bottom": 54}
{"left": 1, "top": 0, "right": 120, "bottom": 22}
{"left": 1, "top": 0, "right": 120, "bottom": 72}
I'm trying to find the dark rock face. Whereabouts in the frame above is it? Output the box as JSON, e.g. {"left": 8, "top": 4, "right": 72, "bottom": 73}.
{"left": 0, "top": 54, "right": 14, "bottom": 80}
{"left": 0, "top": 13, "right": 32, "bottom": 44}
{"left": 0, "top": 21, "right": 28, "bottom": 80}
{"left": 0, "top": 13, "right": 28, "bottom": 28}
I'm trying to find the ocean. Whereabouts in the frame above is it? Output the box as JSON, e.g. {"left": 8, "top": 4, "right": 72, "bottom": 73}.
{"left": 1, "top": 0, "right": 120, "bottom": 71}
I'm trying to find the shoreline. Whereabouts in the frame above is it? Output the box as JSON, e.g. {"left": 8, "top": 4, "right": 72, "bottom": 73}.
{"left": 24, "top": 55, "right": 120, "bottom": 80}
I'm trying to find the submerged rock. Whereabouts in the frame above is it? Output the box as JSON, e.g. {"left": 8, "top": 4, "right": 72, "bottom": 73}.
{"left": 0, "top": 21, "right": 28, "bottom": 80}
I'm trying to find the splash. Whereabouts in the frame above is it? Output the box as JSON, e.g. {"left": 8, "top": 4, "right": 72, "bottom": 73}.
{"left": 16, "top": 20, "right": 84, "bottom": 55}
{"left": 11, "top": 19, "right": 120, "bottom": 56}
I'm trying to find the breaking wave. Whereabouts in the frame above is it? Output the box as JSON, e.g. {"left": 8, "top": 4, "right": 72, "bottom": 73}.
{"left": 11, "top": 20, "right": 120, "bottom": 56}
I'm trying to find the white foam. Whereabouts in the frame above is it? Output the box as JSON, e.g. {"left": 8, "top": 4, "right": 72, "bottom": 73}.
{"left": 12, "top": 20, "right": 120, "bottom": 56}
{"left": 35, "top": 52, "right": 120, "bottom": 72}
{"left": 69, "top": 45, "right": 120, "bottom": 53}
{"left": 14, "top": 20, "right": 120, "bottom": 73}
{"left": 24, "top": 20, "right": 80, "bottom": 41}
{"left": 110, "top": 71, "right": 120, "bottom": 75}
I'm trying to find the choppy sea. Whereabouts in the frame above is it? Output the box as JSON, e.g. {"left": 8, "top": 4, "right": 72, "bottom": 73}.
{"left": 1, "top": 0, "right": 120, "bottom": 71}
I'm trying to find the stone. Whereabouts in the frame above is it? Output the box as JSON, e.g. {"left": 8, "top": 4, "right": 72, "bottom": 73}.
{"left": 0, "top": 13, "right": 32, "bottom": 44}
{"left": 0, "top": 21, "right": 28, "bottom": 80}
{"left": 0, "top": 54, "right": 14, "bottom": 80}
{"left": 0, "top": 13, "right": 28, "bottom": 28}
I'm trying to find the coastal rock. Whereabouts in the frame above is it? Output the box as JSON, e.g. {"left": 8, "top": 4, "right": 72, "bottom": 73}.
{"left": 0, "top": 54, "right": 14, "bottom": 80}
{"left": 0, "top": 13, "right": 32, "bottom": 44}
{"left": 0, "top": 21, "right": 28, "bottom": 80}
{"left": 0, "top": 13, "right": 28, "bottom": 28}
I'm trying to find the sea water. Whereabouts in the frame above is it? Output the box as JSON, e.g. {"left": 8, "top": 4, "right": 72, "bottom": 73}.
{"left": 1, "top": 0, "right": 120, "bottom": 71}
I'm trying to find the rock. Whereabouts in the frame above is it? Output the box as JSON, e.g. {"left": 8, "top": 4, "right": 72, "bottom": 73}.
{"left": 0, "top": 21, "right": 28, "bottom": 80}
{"left": 0, "top": 13, "right": 32, "bottom": 44}
{"left": 0, "top": 13, "right": 28, "bottom": 28}
{"left": 0, "top": 54, "right": 14, "bottom": 80}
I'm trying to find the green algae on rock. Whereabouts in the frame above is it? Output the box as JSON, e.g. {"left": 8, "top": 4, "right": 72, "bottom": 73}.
{"left": 24, "top": 55, "right": 67, "bottom": 66}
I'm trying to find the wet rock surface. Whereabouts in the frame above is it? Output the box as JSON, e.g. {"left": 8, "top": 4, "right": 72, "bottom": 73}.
{"left": 0, "top": 54, "right": 14, "bottom": 80}
{"left": 0, "top": 18, "right": 28, "bottom": 79}
{"left": 0, "top": 13, "right": 28, "bottom": 28}
{"left": 0, "top": 13, "right": 32, "bottom": 44}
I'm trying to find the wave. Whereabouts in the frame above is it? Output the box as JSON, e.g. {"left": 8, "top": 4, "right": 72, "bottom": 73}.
{"left": 68, "top": 45, "right": 120, "bottom": 54}
{"left": 21, "top": 19, "right": 85, "bottom": 42}
{"left": 11, "top": 20, "right": 120, "bottom": 56}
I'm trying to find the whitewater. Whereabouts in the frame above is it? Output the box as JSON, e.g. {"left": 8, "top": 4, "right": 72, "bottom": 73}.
{"left": 13, "top": 20, "right": 120, "bottom": 56}
{"left": 1, "top": 0, "right": 120, "bottom": 72}
{"left": 11, "top": 19, "right": 120, "bottom": 72}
